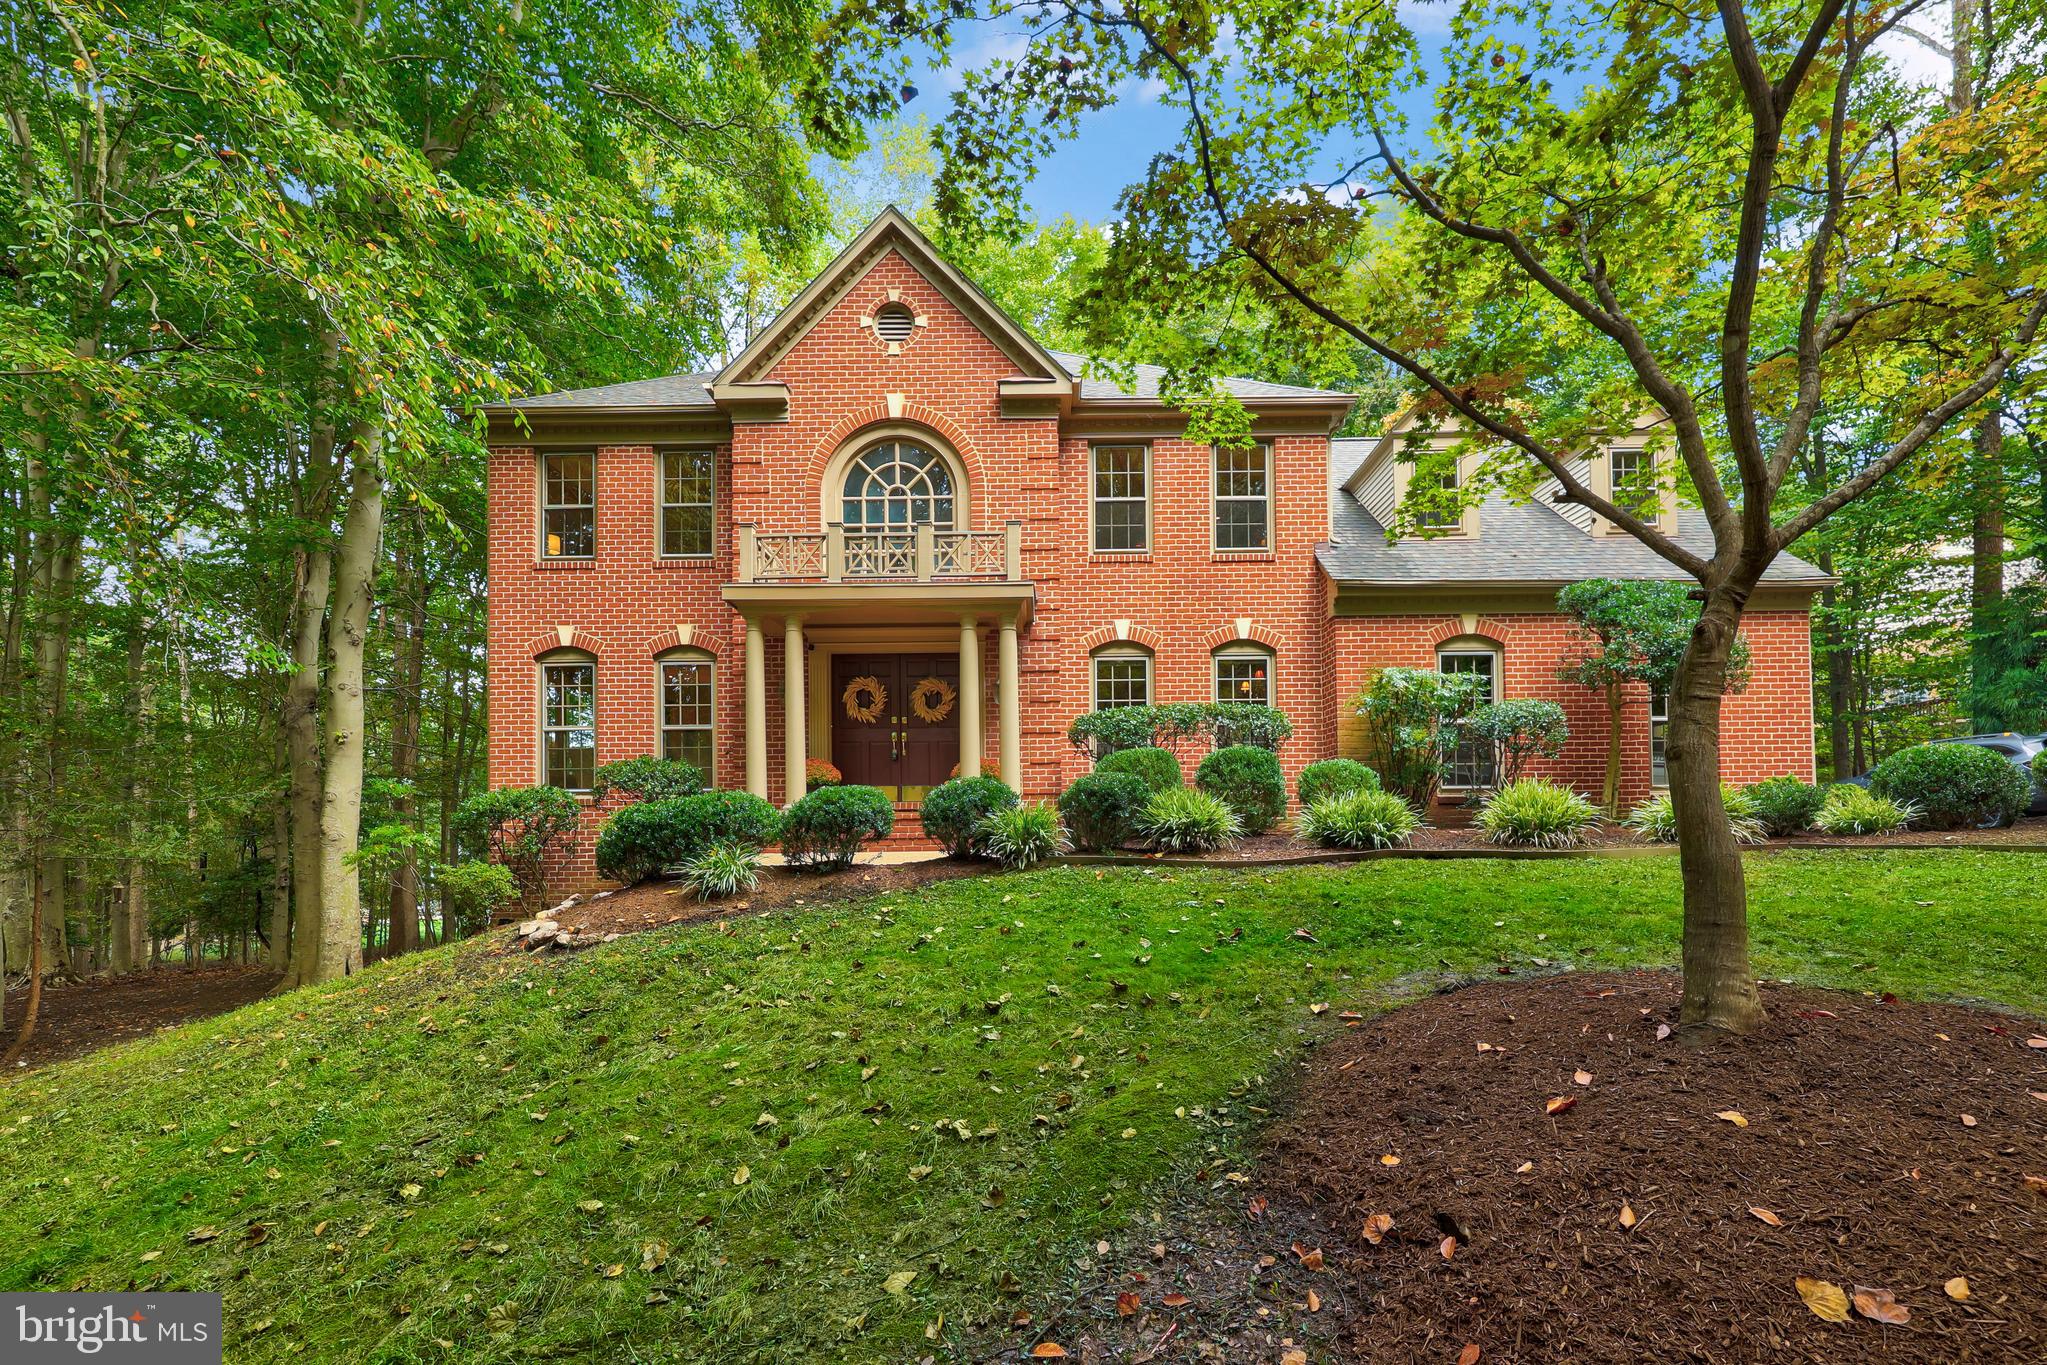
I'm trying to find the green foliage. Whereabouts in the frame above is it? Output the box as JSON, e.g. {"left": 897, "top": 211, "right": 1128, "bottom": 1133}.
{"left": 920, "top": 776, "right": 1019, "bottom": 858}
{"left": 1135, "top": 787, "right": 1241, "bottom": 853}
{"left": 1067, "top": 703, "right": 1290, "bottom": 755}
{"left": 1056, "top": 771, "right": 1151, "bottom": 853}
{"left": 1296, "top": 790, "right": 1421, "bottom": 850}
{"left": 779, "top": 785, "right": 894, "bottom": 871}
{"left": 1869, "top": 744, "right": 2033, "bottom": 830}
{"left": 1745, "top": 777, "right": 1829, "bottom": 837}
{"left": 1556, "top": 582, "right": 1752, "bottom": 695}
{"left": 593, "top": 792, "right": 783, "bottom": 886}
{"left": 679, "top": 842, "right": 764, "bottom": 902}
{"left": 1295, "top": 759, "right": 1381, "bottom": 806}
{"left": 1194, "top": 745, "right": 1287, "bottom": 835}
{"left": 1351, "top": 668, "right": 1491, "bottom": 808}
{"left": 976, "top": 803, "right": 1068, "bottom": 869}
{"left": 1814, "top": 787, "right": 1916, "bottom": 837}
{"left": 1476, "top": 780, "right": 1604, "bottom": 849}
{"left": 435, "top": 862, "right": 521, "bottom": 936}
{"left": 453, "top": 786, "right": 584, "bottom": 905}
{"left": 593, "top": 758, "right": 705, "bottom": 805}
{"left": 1625, "top": 790, "right": 1766, "bottom": 846}
{"left": 1095, "top": 746, "right": 1183, "bottom": 794}
{"left": 1461, "top": 700, "right": 1570, "bottom": 786}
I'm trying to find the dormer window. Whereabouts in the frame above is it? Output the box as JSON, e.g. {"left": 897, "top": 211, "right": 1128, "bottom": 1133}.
{"left": 1415, "top": 463, "right": 1461, "bottom": 531}
{"left": 1609, "top": 447, "right": 1654, "bottom": 518}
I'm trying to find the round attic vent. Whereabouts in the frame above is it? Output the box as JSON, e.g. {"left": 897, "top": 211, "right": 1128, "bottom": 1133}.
{"left": 874, "top": 302, "right": 916, "bottom": 344}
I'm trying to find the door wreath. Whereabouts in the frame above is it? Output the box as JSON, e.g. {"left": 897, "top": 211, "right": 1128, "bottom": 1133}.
{"left": 909, "top": 676, "right": 957, "bottom": 724}
{"left": 841, "top": 675, "right": 887, "bottom": 724}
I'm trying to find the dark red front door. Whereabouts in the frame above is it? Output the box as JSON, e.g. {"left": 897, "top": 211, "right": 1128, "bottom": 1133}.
{"left": 829, "top": 653, "right": 962, "bottom": 802}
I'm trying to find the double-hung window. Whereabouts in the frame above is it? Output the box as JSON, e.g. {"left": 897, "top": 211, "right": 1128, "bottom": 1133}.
{"left": 1437, "top": 648, "right": 1499, "bottom": 788}
{"left": 1415, "top": 460, "right": 1462, "bottom": 531}
{"left": 1649, "top": 686, "right": 1670, "bottom": 787}
{"left": 1092, "top": 647, "right": 1152, "bottom": 710}
{"left": 1214, "top": 648, "right": 1273, "bottom": 706}
{"left": 1092, "top": 445, "right": 1149, "bottom": 552}
{"left": 541, "top": 452, "right": 596, "bottom": 558}
{"left": 1213, "top": 444, "right": 1271, "bottom": 551}
{"left": 659, "top": 448, "right": 715, "bottom": 557}
{"left": 1610, "top": 447, "right": 1655, "bottom": 518}
{"left": 541, "top": 660, "right": 597, "bottom": 791}
{"left": 659, "top": 654, "right": 715, "bottom": 778}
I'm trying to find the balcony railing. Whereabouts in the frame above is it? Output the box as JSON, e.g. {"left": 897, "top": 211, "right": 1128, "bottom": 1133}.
{"left": 736, "top": 521, "right": 1023, "bottom": 584}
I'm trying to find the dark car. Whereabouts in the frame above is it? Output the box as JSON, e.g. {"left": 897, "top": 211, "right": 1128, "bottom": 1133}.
{"left": 1842, "top": 733, "right": 2047, "bottom": 818}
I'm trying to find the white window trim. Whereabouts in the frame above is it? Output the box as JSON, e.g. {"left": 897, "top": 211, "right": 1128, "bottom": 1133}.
{"left": 1212, "top": 646, "right": 1276, "bottom": 707}
{"left": 1649, "top": 685, "right": 1670, "bottom": 789}
{"left": 1091, "top": 645, "right": 1153, "bottom": 711}
{"left": 656, "top": 447, "right": 716, "bottom": 560}
{"left": 656, "top": 651, "right": 716, "bottom": 783}
{"left": 1089, "top": 443, "right": 1152, "bottom": 554}
{"left": 1211, "top": 442, "right": 1274, "bottom": 553}
{"left": 539, "top": 655, "right": 597, "bottom": 792}
{"left": 1436, "top": 645, "right": 1500, "bottom": 791}
{"left": 538, "top": 450, "right": 597, "bottom": 560}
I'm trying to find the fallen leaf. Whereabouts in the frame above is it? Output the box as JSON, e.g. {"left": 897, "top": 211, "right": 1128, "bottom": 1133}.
{"left": 1457, "top": 1347, "right": 1482, "bottom": 1365}
{"left": 399, "top": 1183, "right": 423, "bottom": 1201}
{"left": 883, "top": 1270, "right": 917, "bottom": 1295}
{"left": 2028, "top": 1037, "right": 2047, "bottom": 1050}
{"left": 1514, "top": 1161, "right": 1534, "bottom": 1174}
{"left": 240, "top": 1223, "right": 271, "bottom": 1248}
{"left": 1618, "top": 1204, "right": 1638, "bottom": 1229}
{"left": 1031, "top": 1344, "right": 1069, "bottom": 1359}
{"left": 1440, "top": 1235, "right": 1458, "bottom": 1260}
{"left": 1749, "top": 1207, "right": 1784, "bottom": 1227}
{"left": 1573, "top": 1070, "right": 1593, "bottom": 1087}
{"left": 2031, "top": 1092, "right": 2047, "bottom": 1103}
{"left": 186, "top": 1226, "right": 220, "bottom": 1245}
{"left": 576, "top": 1199, "right": 604, "bottom": 1213}
{"left": 1852, "top": 1286, "right": 1910, "bottom": 1325}
{"left": 600, "top": 1263, "right": 624, "bottom": 1279}
{"left": 1281, "top": 1350, "right": 1306, "bottom": 1365}
{"left": 139, "top": 1251, "right": 161, "bottom": 1263}
{"left": 2023, "top": 1174, "right": 2047, "bottom": 1193}
{"left": 1362, "top": 1212, "right": 1394, "bottom": 1244}
{"left": 1655, "top": 1022, "right": 1672, "bottom": 1041}
{"left": 1247, "top": 1196, "right": 1268, "bottom": 1222}
{"left": 1544, "top": 1096, "right": 1578, "bottom": 1116}
{"left": 1306, "top": 1289, "right": 1321, "bottom": 1312}
{"left": 1161, "top": 1292, "right": 1191, "bottom": 1308}
{"left": 1380, "top": 1154, "right": 1401, "bottom": 1167}
{"left": 1795, "top": 1277, "right": 1850, "bottom": 1323}
{"left": 1960, "top": 1113, "right": 1978, "bottom": 1128}
{"left": 908, "top": 1166, "right": 932, "bottom": 1182}
{"left": 1715, "top": 1111, "right": 1749, "bottom": 1128}
{"left": 732, "top": 1165, "right": 750, "bottom": 1186}
{"left": 1115, "top": 1291, "right": 1140, "bottom": 1317}
{"left": 1291, "top": 1243, "right": 1324, "bottom": 1271}
{"left": 1944, "top": 1276, "right": 1970, "bottom": 1301}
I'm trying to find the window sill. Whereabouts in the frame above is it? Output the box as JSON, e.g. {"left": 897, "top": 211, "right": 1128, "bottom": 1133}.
{"left": 1211, "top": 550, "right": 1276, "bottom": 563}
{"left": 534, "top": 557, "right": 597, "bottom": 571}
{"left": 1088, "top": 550, "right": 1154, "bottom": 563}
{"left": 651, "top": 556, "right": 717, "bottom": 569}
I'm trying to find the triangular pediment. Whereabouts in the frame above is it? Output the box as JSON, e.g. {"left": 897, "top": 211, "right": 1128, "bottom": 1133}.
{"left": 714, "top": 207, "right": 1073, "bottom": 393}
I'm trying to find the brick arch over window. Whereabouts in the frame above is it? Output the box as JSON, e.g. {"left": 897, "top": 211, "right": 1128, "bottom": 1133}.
{"left": 1075, "top": 621, "right": 1164, "bottom": 653}
{"left": 642, "top": 626, "right": 722, "bottom": 660}
{"left": 524, "top": 627, "right": 606, "bottom": 660}
{"left": 1425, "top": 616, "right": 1516, "bottom": 649}
{"left": 1200, "top": 618, "right": 1282, "bottom": 652}
{"left": 804, "top": 405, "right": 986, "bottom": 526}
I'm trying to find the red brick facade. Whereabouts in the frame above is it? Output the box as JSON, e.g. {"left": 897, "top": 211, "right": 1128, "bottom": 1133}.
{"left": 485, "top": 213, "right": 1818, "bottom": 882}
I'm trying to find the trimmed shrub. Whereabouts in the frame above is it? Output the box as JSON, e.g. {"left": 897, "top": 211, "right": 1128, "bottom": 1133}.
{"left": 1475, "top": 779, "right": 1602, "bottom": 849}
{"left": 1624, "top": 788, "right": 1765, "bottom": 845}
{"left": 680, "top": 841, "right": 763, "bottom": 901}
{"left": 805, "top": 758, "right": 842, "bottom": 791}
{"left": 1195, "top": 744, "right": 1287, "bottom": 835}
{"left": 436, "top": 861, "right": 520, "bottom": 935}
{"left": 1058, "top": 771, "right": 1150, "bottom": 852}
{"left": 1207, "top": 704, "right": 1294, "bottom": 752}
{"left": 1096, "top": 745, "right": 1183, "bottom": 794}
{"left": 779, "top": 784, "right": 894, "bottom": 871}
{"left": 592, "top": 756, "right": 703, "bottom": 804}
{"left": 1350, "top": 667, "right": 1491, "bottom": 808}
{"left": 1461, "top": 699, "right": 1570, "bottom": 786}
{"left": 1814, "top": 786, "right": 1915, "bottom": 837}
{"left": 920, "top": 775, "right": 1020, "bottom": 858}
{"left": 1296, "top": 789, "right": 1420, "bottom": 849}
{"left": 1869, "top": 743, "right": 2032, "bottom": 830}
{"left": 1296, "top": 758, "right": 1380, "bottom": 807}
{"left": 453, "top": 785, "right": 584, "bottom": 908}
{"left": 594, "top": 791, "right": 782, "bottom": 885}
{"left": 977, "top": 803, "right": 1068, "bottom": 868}
{"left": 1136, "top": 787, "right": 1241, "bottom": 853}
{"left": 1745, "top": 776, "right": 1827, "bottom": 837}
{"left": 1067, "top": 701, "right": 1292, "bottom": 755}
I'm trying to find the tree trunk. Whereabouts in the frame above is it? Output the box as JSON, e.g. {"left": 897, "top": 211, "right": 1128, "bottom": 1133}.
{"left": 1602, "top": 682, "right": 1624, "bottom": 817}
{"left": 388, "top": 511, "right": 427, "bottom": 957}
{"left": 1670, "top": 592, "right": 1765, "bottom": 1035}
{"left": 1, "top": 858, "right": 46, "bottom": 1066}
{"left": 1968, "top": 408, "right": 2004, "bottom": 728}
{"left": 264, "top": 747, "right": 292, "bottom": 969}
{"left": 114, "top": 623, "right": 152, "bottom": 975}
{"left": 312, "top": 428, "right": 385, "bottom": 982}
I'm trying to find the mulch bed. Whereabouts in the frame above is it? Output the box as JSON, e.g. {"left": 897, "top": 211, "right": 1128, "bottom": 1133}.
{"left": 1, "top": 964, "right": 280, "bottom": 1075}
{"left": 1244, "top": 972, "right": 2047, "bottom": 1363}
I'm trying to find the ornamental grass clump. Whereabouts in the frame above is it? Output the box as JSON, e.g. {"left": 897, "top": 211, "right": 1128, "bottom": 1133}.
{"left": 1136, "top": 786, "right": 1241, "bottom": 853}
{"left": 1475, "top": 779, "right": 1602, "bottom": 849}
{"left": 1295, "top": 789, "right": 1420, "bottom": 850}
{"left": 1813, "top": 786, "right": 1915, "bottom": 837}
{"left": 977, "top": 803, "right": 1068, "bottom": 868}
{"left": 680, "top": 841, "right": 763, "bottom": 901}
{"left": 1624, "top": 787, "right": 1765, "bottom": 846}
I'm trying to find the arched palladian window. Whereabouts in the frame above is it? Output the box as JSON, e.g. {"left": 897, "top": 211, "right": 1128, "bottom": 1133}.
{"left": 657, "top": 647, "right": 715, "bottom": 781}
{"left": 841, "top": 440, "right": 956, "bottom": 530}
{"left": 1436, "top": 636, "right": 1501, "bottom": 789}
{"left": 538, "top": 648, "right": 597, "bottom": 792}
{"left": 1092, "top": 643, "right": 1152, "bottom": 711}
{"left": 1213, "top": 643, "right": 1274, "bottom": 706}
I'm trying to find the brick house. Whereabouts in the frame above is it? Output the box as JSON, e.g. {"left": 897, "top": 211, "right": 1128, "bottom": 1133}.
{"left": 483, "top": 208, "right": 1826, "bottom": 876}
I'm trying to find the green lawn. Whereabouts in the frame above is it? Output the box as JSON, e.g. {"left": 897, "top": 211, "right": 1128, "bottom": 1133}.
{"left": 3, "top": 852, "right": 2043, "bottom": 1363}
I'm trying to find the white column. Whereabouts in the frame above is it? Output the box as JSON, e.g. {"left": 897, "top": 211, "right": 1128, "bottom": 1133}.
{"left": 998, "top": 615, "right": 1021, "bottom": 790}
{"left": 783, "top": 615, "right": 807, "bottom": 805}
{"left": 958, "top": 614, "right": 982, "bottom": 780}
{"left": 744, "top": 619, "right": 767, "bottom": 798}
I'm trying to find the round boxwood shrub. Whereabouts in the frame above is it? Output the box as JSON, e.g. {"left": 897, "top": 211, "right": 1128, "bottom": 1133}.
{"left": 780, "top": 784, "right": 894, "bottom": 871}
{"left": 1296, "top": 789, "right": 1419, "bottom": 849}
{"left": 436, "top": 860, "right": 521, "bottom": 935}
{"left": 1744, "top": 776, "right": 1827, "bottom": 837}
{"left": 1096, "top": 745, "right": 1183, "bottom": 793}
{"left": 1058, "top": 771, "right": 1150, "bottom": 852}
{"left": 1136, "top": 786, "right": 1241, "bottom": 853}
{"left": 920, "top": 775, "right": 1020, "bottom": 858}
{"left": 1475, "top": 778, "right": 1602, "bottom": 848}
{"left": 594, "top": 791, "right": 782, "bottom": 885}
{"left": 1296, "top": 758, "right": 1380, "bottom": 807}
{"left": 1868, "top": 742, "right": 2031, "bottom": 830}
{"left": 1195, "top": 744, "right": 1287, "bottom": 835}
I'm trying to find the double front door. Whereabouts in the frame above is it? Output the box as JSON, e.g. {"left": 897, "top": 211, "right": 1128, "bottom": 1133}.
{"left": 829, "top": 653, "right": 962, "bottom": 802}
